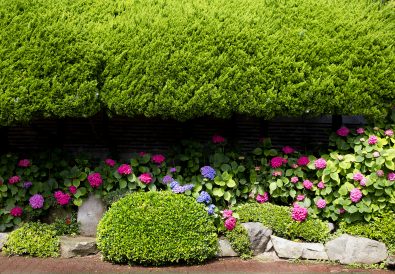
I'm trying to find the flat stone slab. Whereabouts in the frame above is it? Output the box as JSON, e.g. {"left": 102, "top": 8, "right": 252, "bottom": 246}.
{"left": 255, "top": 251, "right": 281, "bottom": 262}
{"left": 60, "top": 236, "right": 98, "bottom": 258}
{"left": 325, "top": 234, "right": 387, "bottom": 264}
{"left": 271, "top": 236, "right": 328, "bottom": 260}
{"left": 0, "top": 233, "right": 9, "bottom": 251}
{"left": 241, "top": 222, "right": 272, "bottom": 255}
{"left": 217, "top": 238, "right": 238, "bottom": 257}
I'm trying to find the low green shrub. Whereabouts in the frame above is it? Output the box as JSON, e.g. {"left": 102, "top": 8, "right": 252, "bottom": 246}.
{"left": 97, "top": 191, "right": 218, "bottom": 266}
{"left": 339, "top": 211, "right": 395, "bottom": 252}
{"left": 52, "top": 212, "right": 80, "bottom": 236}
{"left": 236, "top": 203, "right": 330, "bottom": 242}
{"left": 225, "top": 224, "right": 253, "bottom": 259}
{"left": 3, "top": 222, "right": 59, "bottom": 257}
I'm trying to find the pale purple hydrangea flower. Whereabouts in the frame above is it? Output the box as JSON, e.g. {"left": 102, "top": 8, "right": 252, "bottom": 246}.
{"left": 29, "top": 194, "right": 44, "bottom": 209}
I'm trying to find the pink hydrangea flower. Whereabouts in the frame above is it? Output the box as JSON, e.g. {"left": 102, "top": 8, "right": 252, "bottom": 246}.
{"left": 339, "top": 208, "right": 346, "bottom": 214}
{"left": 118, "top": 164, "right": 132, "bottom": 175}
{"left": 151, "top": 154, "right": 166, "bottom": 164}
{"left": 54, "top": 191, "right": 71, "bottom": 206}
{"left": 18, "top": 159, "right": 31, "bottom": 167}
{"left": 139, "top": 173, "right": 152, "bottom": 184}
{"left": 388, "top": 173, "right": 395, "bottom": 181}
{"left": 353, "top": 173, "right": 364, "bottom": 181}
{"left": 360, "top": 177, "right": 367, "bottom": 186}
{"left": 10, "top": 206, "right": 23, "bottom": 217}
{"left": 297, "top": 156, "right": 310, "bottom": 166}
{"left": 222, "top": 209, "right": 233, "bottom": 218}
{"left": 368, "top": 135, "right": 378, "bottom": 145}
{"left": 373, "top": 151, "right": 380, "bottom": 158}
{"left": 291, "top": 164, "right": 298, "bottom": 169}
{"left": 88, "top": 173, "right": 103, "bottom": 188}
{"left": 8, "top": 176, "right": 20, "bottom": 185}
{"left": 272, "top": 171, "right": 282, "bottom": 177}
{"left": 212, "top": 135, "right": 225, "bottom": 144}
{"left": 282, "top": 146, "right": 295, "bottom": 154}
{"left": 317, "top": 181, "right": 325, "bottom": 189}
{"left": 316, "top": 199, "right": 327, "bottom": 209}
{"left": 291, "top": 177, "right": 299, "bottom": 183}
{"left": 224, "top": 216, "right": 237, "bottom": 231}
{"left": 350, "top": 188, "right": 362, "bottom": 203}
{"left": 29, "top": 194, "right": 44, "bottom": 209}
{"left": 376, "top": 170, "right": 384, "bottom": 177}
{"left": 303, "top": 180, "right": 313, "bottom": 190}
{"left": 282, "top": 158, "right": 288, "bottom": 164}
{"left": 356, "top": 128, "right": 365, "bottom": 134}
{"left": 336, "top": 126, "right": 350, "bottom": 137}
{"left": 385, "top": 129, "right": 394, "bottom": 137}
{"left": 296, "top": 195, "right": 305, "bottom": 201}
{"left": 256, "top": 192, "right": 269, "bottom": 203}
{"left": 270, "top": 157, "right": 284, "bottom": 168}
{"left": 105, "top": 159, "right": 116, "bottom": 167}
{"left": 69, "top": 186, "right": 77, "bottom": 194}
{"left": 314, "top": 158, "right": 327, "bottom": 169}
{"left": 255, "top": 166, "right": 262, "bottom": 171}
{"left": 292, "top": 204, "right": 308, "bottom": 222}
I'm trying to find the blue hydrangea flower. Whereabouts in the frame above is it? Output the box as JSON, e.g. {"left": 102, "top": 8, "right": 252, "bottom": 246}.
{"left": 182, "top": 184, "right": 194, "bottom": 191}
{"left": 162, "top": 175, "right": 173, "bottom": 184}
{"left": 23, "top": 181, "right": 33, "bottom": 189}
{"left": 171, "top": 183, "right": 194, "bottom": 194}
{"left": 170, "top": 181, "right": 179, "bottom": 189}
{"left": 207, "top": 204, "right": 216, "bottom": 215}
{"left": 197, "top": 191, "right": 211, "bottom": 204}
{"left": 200, "top": 166, "right": 216, "bottom": 180}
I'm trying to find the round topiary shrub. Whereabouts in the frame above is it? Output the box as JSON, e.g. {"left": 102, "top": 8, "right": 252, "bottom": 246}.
{"left": 97, "top": 191, "right": 218, "bottom": 266}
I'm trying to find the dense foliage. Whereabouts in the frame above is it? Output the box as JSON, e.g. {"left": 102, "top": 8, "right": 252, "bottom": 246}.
{"left": 97, "top": 191, "right": 218, "bottom": 266}
{"left": 3, "top": 222, "right": 59, "bottom": 257}
{"left": 225, "top": 224, "right": 253, "bottom": 259}
{"left": 1, "top": 0, "right": 394, "bottom": 124}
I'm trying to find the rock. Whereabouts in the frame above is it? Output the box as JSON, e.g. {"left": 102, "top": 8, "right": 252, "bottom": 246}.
{"left": 241, "top": 222, "right": 272, "bottom": 255}
{"left": 60, "top": 236, "right": 98, "bottom": 258}
{"left": 255, "top": 251, "right": 281, "bottom": 262}
{"left": 327, "top": 222, "right": 335, "bottom": 233}
{"left": 265, "top": 239, "right": 273, "bottom": 252}
{"left": 0, "top": 233, "right": 9, "bottom": 251}
{"left": 271, "top": 236, "right": 328, "bottom": 260}
{"left": 386, "top": 255, "right": 395, "bottom": 269}
{"left": 217, "top": 238, "right": 238, "bottom": 257}
{"left": 77, "top": 194, "right": 106, "bottom": 236}
{"left": 325, "top": 234, "right": 388, "bottom": 264}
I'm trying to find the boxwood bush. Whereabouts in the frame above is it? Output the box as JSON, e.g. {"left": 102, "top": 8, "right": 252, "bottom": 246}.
{"left": 3, "top": 222, "right": 59, "bottom": 257}
{"left": 236, "top": 203, "right": 330, "bottom": 242}
{"left": 225, "top": 224, "right": 253, "bottom": 259}
{"left": 97, "top": 191, "right": 218, "bottom": 266}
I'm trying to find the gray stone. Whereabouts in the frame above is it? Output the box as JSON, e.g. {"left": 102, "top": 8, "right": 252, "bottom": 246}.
{"left": 271, "top": 236, "right": 328, "bottom": 260}
{"left": 0, "top": 233, "right": 9, "bottom": 250}
{"left": 60, "top": 236, "right": 98, "bottom": 258}
{"left": 327, "top": 222, "right": 335, "bottom": 233}
{"left": 325, "top": 234, "right": 388, "bottom": 264}
{"left": 241, "top": 222, "right": 272, "bottom": 255}
{"left": 255, "top": 251, "right": 281, "bottom": 262}
{"left": 265, "top": 239, "right": 273, "bottom": 252}
{"left": 217, "top": 238, "right": 238, "bottom": 257}
{"left": 77, "top": 194, "right": 106, "bottom": 236}
{"left": 386, "top": 256, "right": 395, "bottom": 269}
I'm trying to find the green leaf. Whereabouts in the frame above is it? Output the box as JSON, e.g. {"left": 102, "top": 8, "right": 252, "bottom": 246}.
{"left": 212, "top": 188, "right": 224, "bottom": 197}
{"left": 226, "top": 179, "right": 236, "bottom": 188}
{"left": 119, "top": 180, "right": 127, "bottom": 189}
{"left": 269, "top": 182, "right": 277, "bottom": 193}
{"left": 224, "top": 191, "right": 231, "bottom": 201}
{"left": 252, "top": 148, "right": 262, "bottom": 156}
{"left": 73, "top": 198, "right": 83, "bottom": 207}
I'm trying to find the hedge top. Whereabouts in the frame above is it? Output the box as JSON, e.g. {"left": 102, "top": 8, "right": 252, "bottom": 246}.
{"left": 0, "top": 0, "right": 394, "bottom": 125}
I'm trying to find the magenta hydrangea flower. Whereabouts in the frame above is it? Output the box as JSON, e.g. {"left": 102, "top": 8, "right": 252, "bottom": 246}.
{"left": 317, "top": 181, "right": 325, "bottom": 189}
{"left": 256, "top": 192, "right": 269, "bottom": 203}
{"left": 170, "top": 167, "right": 177, "bottom": 173}
{"left": 29, "top": 194, "right": 44, "bottom": 209}
{"left": 336, "top": 126, "right": 350, "bottom": 137}
{"left": 18, "top": 159, "right": 31, "bottom": 167}
{"left": 292, "top": 204, "right": 308, "bottom": 222}
{"left": 69, "top": 186, "right": 77, "bottom": 194}
{"left": 376, "top": 170, "right": 384, "bottom": 177}
{"left": 316, "top": 199, "right": 327, "bottom": 209}
{"left": 54, "top": 191, "right": 71, "bottom": 206}
{"left": 356, "top": 128, "right": 365, "bottom": 134}
{"left": 314, "top": 158, "right": 327, "bottom": 169}
{"left": 303, "top": 180, "right": 313, "bottom": 190}
{"left": 388, "top": 173, "right": 395, "bottom": 181}
{"left": 222, "top": 209, "right": 233, "bottom": 218}
{"left": 385, "top": 129, "right": 394, "bottom": 137}
{"left": 339, "top": 208, "right": 346, "bottom": 214}
{"left": 350, "top": 188, "right": 362, "bottom": 203}
{"left": 88, "top": 173, "right": 103, "bottom": 188}
{"left": 118, "top": 164, "right": 132, "bottom": 175}
{"left": 296, "top": 195, "right": 305, "bottom": 201}
{"left": 360, "top": 177, "right": 367, "bottom": 186}
{"left": 105, "top": 159, "right": 116, "bottom": 167}
{"left": 270, "top": 157, "right": 284, "bottom": 168}
{"left": 10, "top": 206, "right": 23, "bottom": 217}
{"left": 297, "top": 156, "right": 310, "bottom": 166}
{"left": 139, "top": 173, "right": 152, "bottom": 184}
{"left": 272, "top": 171, "right": 282, "bottom": 177}
{"left": 224, "top": 216, "right": 237, "bottom": 231}
{"left": 212, "top": 134, "right": 225, "bottom": 144}
{"left": 291, "top": 177, "right": 299, "bottom": 183}
{"left": 282, "top": 146, "right": 295, "bottom": 154}
{"left": 151, "top": 154, "right": 166, "bottom": 164}
{"left": 368, "top": 135, "right": 378, "bottom": 145}
{"left": 8, "top": 176, "right": 20, "bottom": 185}
{"left": 353, "top": 173, "right": 364, "bottom": 181}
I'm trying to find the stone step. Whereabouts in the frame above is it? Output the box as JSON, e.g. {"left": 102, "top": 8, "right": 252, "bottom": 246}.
{"left": 60, "top": 236, "right": 98, "bottom": 258}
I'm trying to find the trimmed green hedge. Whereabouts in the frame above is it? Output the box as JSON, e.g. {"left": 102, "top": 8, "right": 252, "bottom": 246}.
{"left": 0, "top": 0, "right": 394, "bottom": 124}
{"left": 97, "top": 191, "right": 218, "bottom": 266}
{"left": 225, "top": 224, "right": 253, "bottom": 259}
{"left": 237, "top": 203, "right": 330, "bottom": 242}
